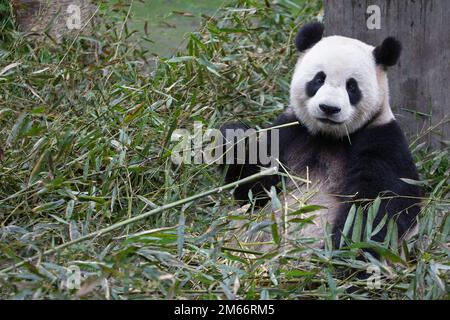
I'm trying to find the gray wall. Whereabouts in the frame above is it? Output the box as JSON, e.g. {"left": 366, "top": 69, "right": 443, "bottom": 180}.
{"left": 324, "top": 0, "right": 449, "bottom": 145}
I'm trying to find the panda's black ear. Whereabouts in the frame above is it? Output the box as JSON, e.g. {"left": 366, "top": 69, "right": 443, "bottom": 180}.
{"left": 373, "top": 37, "right": 402, "bottom": 67}
{"left": 295, "top": 22, "right": 324, "bottom": 52}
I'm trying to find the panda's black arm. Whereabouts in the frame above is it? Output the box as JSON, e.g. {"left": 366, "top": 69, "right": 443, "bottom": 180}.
{"left": 219, "top": 109, "right": 301, "bottom": 205}
{"left": 332, "top": 121, "right": 422, "bottom": 247}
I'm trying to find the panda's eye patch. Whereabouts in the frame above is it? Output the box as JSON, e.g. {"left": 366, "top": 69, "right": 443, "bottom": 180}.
{"left": 346, "top": 78, "right": 362, "bottom": 105}
{"left": 315, "top": 72, "right": 326, "bottom": 84}
{"left": 306, "top": 71, "right": 326, "bottom": 97}
{"left": 346, "top": 78, "right": 358, "bottom": 92}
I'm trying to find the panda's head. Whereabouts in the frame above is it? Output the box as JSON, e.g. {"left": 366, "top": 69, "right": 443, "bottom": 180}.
{"left": 290, "top": 22, "right": 402, "bottom": 137}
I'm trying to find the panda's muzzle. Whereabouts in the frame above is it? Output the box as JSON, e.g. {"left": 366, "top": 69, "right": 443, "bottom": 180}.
{"left": 317, "top": 118, "right": 343, "bottom": 125}
{"left": 319, "top": 104, "right": 341, "bottom": 115}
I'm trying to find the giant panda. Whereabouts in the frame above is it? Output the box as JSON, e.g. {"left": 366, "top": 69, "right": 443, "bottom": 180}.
{"left": 220, "top": 22, "right": 422, "bottom": 250}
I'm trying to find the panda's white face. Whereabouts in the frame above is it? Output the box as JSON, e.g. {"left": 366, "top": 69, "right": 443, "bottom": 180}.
{"left": 290, "top": 36, "right": 392, "bottom": 137}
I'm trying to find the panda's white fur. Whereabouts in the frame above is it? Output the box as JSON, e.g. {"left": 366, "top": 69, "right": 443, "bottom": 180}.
{"left": 290, "top": 36, "right": 394, "bottom": 137}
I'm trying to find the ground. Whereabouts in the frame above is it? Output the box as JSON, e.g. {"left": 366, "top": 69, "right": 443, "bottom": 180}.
{"left": 125, "top": 0, "right": 225, "bottom": 56}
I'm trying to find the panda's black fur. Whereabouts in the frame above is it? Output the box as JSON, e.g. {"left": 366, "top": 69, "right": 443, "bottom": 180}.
{"left": 220, "top": 23, "right": 422, "bottom": 249}
{"left": 221, "top": 110, "right": 421, "bottom": 247}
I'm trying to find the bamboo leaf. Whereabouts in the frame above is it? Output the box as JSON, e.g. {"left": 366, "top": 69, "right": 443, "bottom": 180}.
{"left": 351, "top": 207, "right": 364, "bottom": 243}
{"left": 340, "top": 205, "right": 356, "bottom": 247}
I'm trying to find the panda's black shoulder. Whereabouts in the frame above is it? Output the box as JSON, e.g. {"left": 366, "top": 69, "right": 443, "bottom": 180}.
{"left": 273, "top": 108, "right": 307, "bottom": 135}
{"left": 271, "top": 108, "right": 310, "bottom": 153}
{"left": 350, "top": 120, "right": 419, "bottom": 179}
{"left": 352, "top": 120, "right": 410, "bottom": 156}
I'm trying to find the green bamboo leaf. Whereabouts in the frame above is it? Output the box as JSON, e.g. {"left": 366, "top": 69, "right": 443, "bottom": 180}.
{"left": 324, "top": 222, "right": 333, "bottom": 252}
{"left": 177, "top": 210, "right": 186, "bottom": 257}
{"left": 351, "top": 207, "right": 364, "bottom": 243}
{"left": 166, "top": 56, "right": 196, "bottom": 63}
{"left": 271, "top": 211, "right": 280, "bottom": 244}
{"left": 440, "top": 213, "right": 450, "bottom": 242}
{"left": 389, "top": 220, "right": 399, "bottom": 254}
{"left": 197, "top": 57, "right": 222, "bottom": 77}
{"left": 365, "top": 197, "right": 380, "bottom": 241}
{"left": 340, "top": 205, "right": 356, "bottom": 247}
{"left": 78, "top": 195, "right": 107, "bottom": 204}
{"left": 65, "top": 200, "right": 75, "bottom": 220}
{"left": 69, "top": 221, "right": 81, "bottom": 241}
{"left": 269, "top": 186, "right": 281, "bottom": 244}
{"left": 288, "top": 205, "right": 325, "bottom": 216}
{"left": 348, "top": 242, "right": 407, "bottom": 266}
{"left": 29, "top": 150, "right": 48, "bottom": 184}
{"left": 32, "top": 199, "right": 65, "bottom": 213}
{"left": 284, "top": 270, "right": 315, "bottom": 278}
{"left": 399, "top": 178, "right": 429, "bottom": 186}
{"left": 288, "top": 215, "right": 316, "bottom": 224}
{"left": 372, "top": 212, "right": 389, "bottom": 237}
{"left": 269, "top": 186, "right": 282, "bottom": 211}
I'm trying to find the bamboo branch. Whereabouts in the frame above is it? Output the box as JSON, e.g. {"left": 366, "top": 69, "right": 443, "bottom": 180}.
{"left": 0, "top": 167, "right": 278, "bottom": 274}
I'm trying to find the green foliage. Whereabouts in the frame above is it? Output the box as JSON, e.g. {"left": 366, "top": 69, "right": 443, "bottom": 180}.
{"left": 0, "top": 0, "right": 448, "bottom": 299}
{"left": 0, "top": 0, "right": 13, "bottom": 32}
{"left": 0, "top": 0, "right": 9, "bottom": 17}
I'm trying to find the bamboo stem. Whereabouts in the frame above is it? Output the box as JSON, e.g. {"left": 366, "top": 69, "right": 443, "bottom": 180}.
{"left": 0, "top": 167, "right": 278, "bottom": 274}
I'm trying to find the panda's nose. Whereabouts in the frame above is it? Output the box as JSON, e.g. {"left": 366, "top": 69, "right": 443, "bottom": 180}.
{"left": 319, "top": 104, "right": 341, "bottom": 115}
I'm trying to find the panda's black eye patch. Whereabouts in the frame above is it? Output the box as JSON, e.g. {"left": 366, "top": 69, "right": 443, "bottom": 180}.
{"left": 306, "top": 71, "right": 326, "bottom": 97}
{"left": 346, "top": 78, "right": 362, "bottom": 105}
